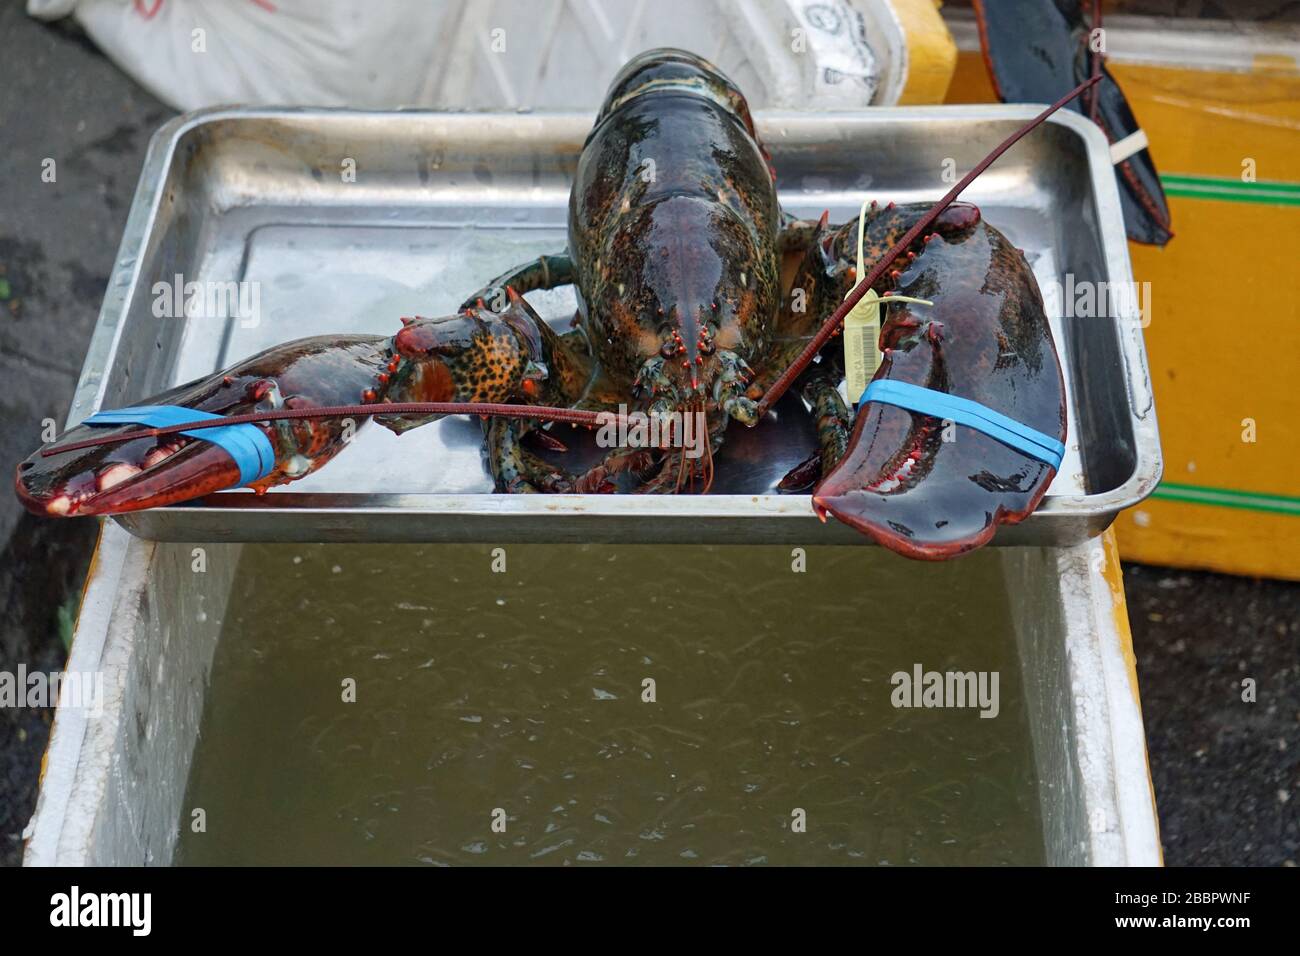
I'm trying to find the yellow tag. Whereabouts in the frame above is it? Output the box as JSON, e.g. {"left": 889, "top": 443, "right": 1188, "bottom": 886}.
{"left": 843, "top": 198, "right": 879, "bottom": 404}
{"left": 840, "top": 197, "right": 933, "bottom": 404}
{"left": 843, "top": 287, "right": 880, "bottom": 405}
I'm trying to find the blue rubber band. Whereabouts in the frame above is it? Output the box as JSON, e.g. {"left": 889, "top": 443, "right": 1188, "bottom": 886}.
{"left": 858, "top": 380, "right": 1065, "bottom": 470}
{"left": 82, "top": 405, "right": 276, "bottom": 486}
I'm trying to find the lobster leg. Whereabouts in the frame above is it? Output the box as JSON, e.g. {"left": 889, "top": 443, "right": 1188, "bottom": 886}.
{"left": 776, "top": 367, "right": 852, "bottom": 492}
{"left": 777, "top": 210, "right": 830, "bottom": 256}
{"left": 486, "top": 417, "right": 576, "bottom": 494}
{"left": 459, "top": 253, "right": 574, "bottom": 311}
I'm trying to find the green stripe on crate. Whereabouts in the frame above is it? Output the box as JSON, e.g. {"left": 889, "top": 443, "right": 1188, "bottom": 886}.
{"left": 1150, "top": 481, "right": 1300, "bottom": 516}
{"left": 1160, "top": 174, "right": 1300, "bottom": 207}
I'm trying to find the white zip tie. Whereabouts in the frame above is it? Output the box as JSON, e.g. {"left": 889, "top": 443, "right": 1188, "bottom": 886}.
{"left": 1109, "top": 128, "right": 1149, "bottom": 165}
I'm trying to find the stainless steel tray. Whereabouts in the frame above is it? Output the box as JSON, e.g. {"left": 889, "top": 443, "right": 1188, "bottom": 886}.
{"left": 72, "top": 106, "right": 1160, "bottom": 544}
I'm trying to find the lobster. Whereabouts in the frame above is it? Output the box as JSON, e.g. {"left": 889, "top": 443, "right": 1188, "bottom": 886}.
{"left": 16, "top": 48, "right": 1074, "bottom": 560}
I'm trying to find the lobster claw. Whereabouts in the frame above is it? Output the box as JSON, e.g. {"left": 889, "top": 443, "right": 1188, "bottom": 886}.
{"left": 17, "top": 425, "right": 254, "bottom": 517}
{"left": 812, "top": 221, "right": 1066, "bottom": 560}
{"left": 15, "top": 335, "right": 392, "bottom": 517}
{"left": 811, "top": 400, "right": 1061, "bottom": 560}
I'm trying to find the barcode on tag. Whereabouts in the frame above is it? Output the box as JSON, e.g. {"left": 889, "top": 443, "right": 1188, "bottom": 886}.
{"left": 843, "top": 287, "right": 880, "bottom": 405}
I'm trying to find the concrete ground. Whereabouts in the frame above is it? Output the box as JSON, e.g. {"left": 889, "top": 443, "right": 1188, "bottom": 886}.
{"left": 0, "top": 9, "right": 1295, "bottom": 868}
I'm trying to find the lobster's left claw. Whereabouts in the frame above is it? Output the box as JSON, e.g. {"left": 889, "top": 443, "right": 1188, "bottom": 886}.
{"left": 16, "top": 426, "right": 250, "bottom": 517}
{"left": 812, "top": 220, "right": 1066, "bottom": 560}
{"left": 811, "top": 407, "right": 1058, "bottom": 561}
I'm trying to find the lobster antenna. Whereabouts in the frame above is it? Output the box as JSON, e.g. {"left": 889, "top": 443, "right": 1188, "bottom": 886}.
{"left": 756, "top": 74, "right": 1101, "bottom": 416}
{"left": 40, "top": 402, "right": 623, "bottom": 458}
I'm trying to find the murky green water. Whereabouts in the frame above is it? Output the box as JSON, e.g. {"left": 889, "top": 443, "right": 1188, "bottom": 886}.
{"left": 176, "top": 544, "right": 1044, "bottom": 865}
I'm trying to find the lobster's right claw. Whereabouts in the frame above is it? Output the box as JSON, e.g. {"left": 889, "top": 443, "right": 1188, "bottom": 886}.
{"left": 16, "top": 423, "right": 256, "bottom": 517}
{"left": 15, "top": 334, "right": 396, "bottom": 517}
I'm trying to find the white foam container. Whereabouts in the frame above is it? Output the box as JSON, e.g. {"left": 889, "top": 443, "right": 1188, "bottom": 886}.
{"left": 23, "top": 524, "right": 1160, "bottom": 865}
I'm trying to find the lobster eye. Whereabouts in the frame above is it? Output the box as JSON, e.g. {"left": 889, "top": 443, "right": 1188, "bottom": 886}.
{"left": 660, "top": 340, "right": 677, "bottom": 359}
